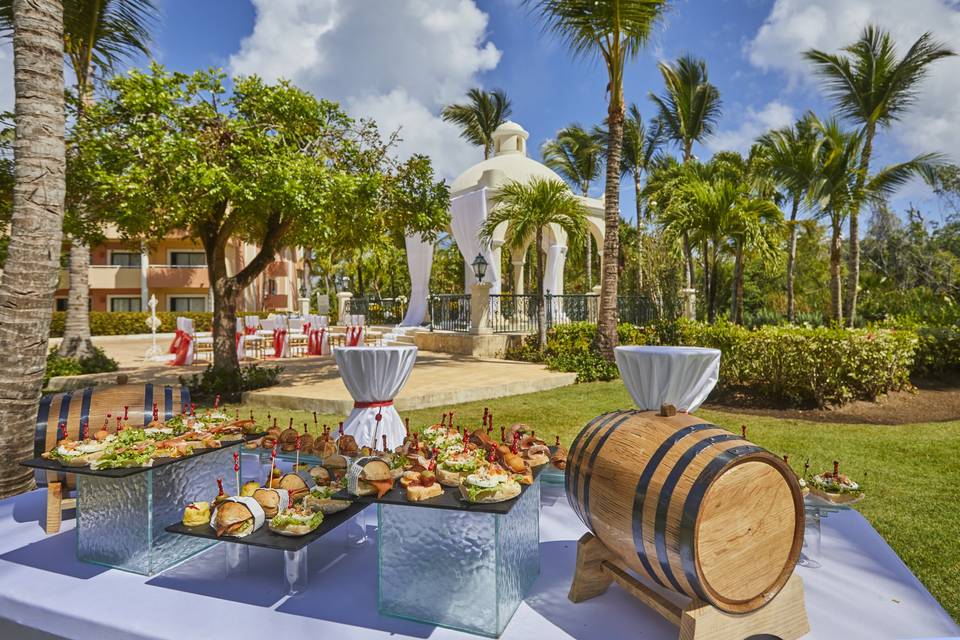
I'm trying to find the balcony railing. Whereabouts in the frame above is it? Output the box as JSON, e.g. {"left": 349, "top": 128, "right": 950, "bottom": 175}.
{"left": 428, "top": 294, "right": 471, "bottom": 332}
{"left": 349, "top": 296, "right": 407, "bottom": 325}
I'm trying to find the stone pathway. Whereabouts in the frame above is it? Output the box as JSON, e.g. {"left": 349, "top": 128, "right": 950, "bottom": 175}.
{"left": 47, "top": 334, "right": 577, "bottom": 413}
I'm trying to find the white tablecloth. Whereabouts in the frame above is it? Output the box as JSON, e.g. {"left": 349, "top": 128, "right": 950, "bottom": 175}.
{"left": 0, "top": 485, "right": 957, "bottom": 640}
{"left": 333, "top": 346, "right": 416, "bottom": 450}
{"left": 614, "top": 346, "right": 720, "bottom": 412}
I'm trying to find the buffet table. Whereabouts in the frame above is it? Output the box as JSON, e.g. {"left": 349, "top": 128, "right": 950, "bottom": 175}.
{"left": 0, "top": 484, "right": 956, "bottom": 640}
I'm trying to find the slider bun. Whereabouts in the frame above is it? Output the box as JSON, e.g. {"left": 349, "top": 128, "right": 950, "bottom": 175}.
{"left": 358, "top": 458, "right": 391, "bottom": 482}
{"left": 458, "top": 479, "right": 521, "bottom": 504}
{"left": 436, "top": 467, "right": 462, "bottom": 487}
{"left": 407, "top": 483, "right": 443, "bottom": 502}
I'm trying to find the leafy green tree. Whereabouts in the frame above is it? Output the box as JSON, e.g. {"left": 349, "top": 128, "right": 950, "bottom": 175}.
{"left": 620, "top": 104, "right": 664, "bottom": 292}
{"left": 649, "top": 54, "right": 721, "bottom": 290}
{"left": 805, "top": 25, "right": 955, "bottom": 326}
{"left": 0, "top": 0, "right": 159, "bottom": 359}
{"left": 541, "top": 123, "right": 603, "bottom": 288}
{"left": 526, "top": 0, "right": 669, "bottom": 360}
{"left": 758, "top": 112, "right": 821, "bottom": 322}
{"left": 441, "top": 88, "right": 512, "bottom": 160}
{"left": 75, "top": 65, "right": 447, "bottom": 375}
{"left": 480, "top": 178, "right": 586, "bottom": 347}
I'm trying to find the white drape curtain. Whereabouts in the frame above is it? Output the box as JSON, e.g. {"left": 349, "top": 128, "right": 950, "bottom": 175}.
{"left": 401, "top": 233, "right": 433, "bottom": 327}
{"left": 450, "top": 188, "right": 500, "bottom": 294}
{"left": 544, "top": 244, "right": 567, "bottom": 295}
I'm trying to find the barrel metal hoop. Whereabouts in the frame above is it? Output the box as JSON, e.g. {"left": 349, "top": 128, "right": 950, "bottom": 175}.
{"left": 654, "top": 433, "right": 740, "bottom": 593}
{"left": 143, "top": 383, "right": 154, "bottom": 426}
{"left": 34, "top": 395, "right": 54, "bottom": 458}
{"left": 55, "top": 391, "right": 74, "bottom": 484}
{"left": 678, "top": 445, "right": 765, "bottom": 603}
{"left": 566, "top": 411, "right": 625, "bottom": 523}
{"left": 79, "top": 387, "right": 93, "bottom": 435}
{"left": 164, "top": 386, "right": 174, "bottom": 421}
{"left": 581, "top": 411, "right": 639, "bottom": 530}
{"left": 631, "top": 423, "right": 714, "bottom": 588}
{"left": 180, "top": 386, "right": 191, "bottom": 417}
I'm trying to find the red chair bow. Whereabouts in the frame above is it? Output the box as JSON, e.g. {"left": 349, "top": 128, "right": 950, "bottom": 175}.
{"left": 272, "top": 328, "right": 288, "bottom": 358}
{"left": 168, "top": 328, "right": 186, "bottom": 354}
{"left": 170, "top": 332, "right": 192, "bottom": 366}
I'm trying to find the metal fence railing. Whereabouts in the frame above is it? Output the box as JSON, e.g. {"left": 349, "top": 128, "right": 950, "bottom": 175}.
{"left": 428, "top": 294, "right": 471, "bottom": 332}
{"left": 349, "top": 296, "right": 406, "bottom": 325}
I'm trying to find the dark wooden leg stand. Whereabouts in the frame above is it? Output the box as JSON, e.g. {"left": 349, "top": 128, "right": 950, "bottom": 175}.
{"left": 569, "top": 533, "right": 810, "bottom": 640}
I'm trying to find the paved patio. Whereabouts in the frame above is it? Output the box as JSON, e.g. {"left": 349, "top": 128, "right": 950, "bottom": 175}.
{"left": 47, "top": 334, "right": 577, "bottom": 413}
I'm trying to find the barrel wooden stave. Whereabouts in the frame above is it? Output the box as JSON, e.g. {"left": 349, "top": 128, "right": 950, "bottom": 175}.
{"left": 567, "top": 410, "right": 803, "bottom": 614}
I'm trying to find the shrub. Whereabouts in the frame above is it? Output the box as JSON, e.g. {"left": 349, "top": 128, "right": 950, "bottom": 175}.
{"left": 49, "top": 311, "right": 272, "bottom": 337}
{"left": 180, "top": 363, "right": 283, "bottom": 403}
{"left": 912, "top": 326, "right": 960, "bottom": 379}
{"left": 44, "top": 347, "right": 120, "bottom": 386}
{"left": 509, "top": 320, "right": 920, "bottom": 408}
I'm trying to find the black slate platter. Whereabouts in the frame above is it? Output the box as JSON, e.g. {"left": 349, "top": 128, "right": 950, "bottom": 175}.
{"left": 330, "top": 457, "right": 551, "bottom": 516}
{"left": 20, "top": 433, "right": 263, "bottom": 479}
{"left": 165, "top": 501, "right": 367, "bottom": 551}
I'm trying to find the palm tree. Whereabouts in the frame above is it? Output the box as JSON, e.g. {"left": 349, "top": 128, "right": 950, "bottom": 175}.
{"left": 541, "top": 123, "right": 603, "bottom": 289}
{"left": 649, "top": 54, "right": 722, "bottom": 291}
{"left": 808, "top": 116, "right": 943, "bottom": 323}
{"left": 480, "top": 178, "right": 586, "bottom": 348}
{"left": 441, "top": 88, "right": 513, "bottom": 160}
{"left": 0, "top": 0, "right": 66, "bottom": 498}
{"left": 621, "top": 104, "right": 664, "bottom": 292}
{"left": 526, "top": 0, "right": 669, "bottom": 360}
{"left": 0, "top": 0, "right": 158, "bottom": 358}
{"left": 758, "top": 113, "right": 821, "bottom": 322}
{"left": 805, "top": 25, "right": 955, "bottom": 326}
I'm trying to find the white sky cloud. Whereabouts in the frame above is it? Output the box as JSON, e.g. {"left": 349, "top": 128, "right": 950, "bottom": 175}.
{"left": 746, "top": 0, "right": 960, "bottom": 162}
{"left": 0, "top": 42, "right": 12, "bottom": 114}
{"left": 706, "top": 100, "right": 795, "bottom": 154}
{"left": 229, "top": 0, "right": 502, "bottom": 180}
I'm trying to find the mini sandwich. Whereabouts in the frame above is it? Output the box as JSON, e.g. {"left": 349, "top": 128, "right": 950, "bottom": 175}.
{"left": 299, "top": 430, "right": 315, "bottom": 453}
{"left": 459, "top": 463, "right": 522, "bottom": 504}
{"left": 240, "top": 481, "right": 260, "bottom": 497}
{"left": 324, "top": 453, "right": 348, "bottom": 474}
{"left": 211, "top": 497, "right": 265, "bottom": 538}
{"left": 268, "top": 504, "right": 323, "bottom": 537}
{"left": 308, "top": 465, "right": 331, "bottom": 485}
{"left": 551, "top": 446, "right": 567, "bottom": 470}
{"left": 278, "top": 426, "right": 300, "bottom": 452}
{"left": 347, "top": 456, "right": 394, "bottom": 498}
{"left": 404, "top": 470, "right": 443, "bottom": 502}
{"left": 436, "top": 449, "right": 481, "bottom": 487}
{"left": 252, "top": 487, "right": 290, "bottom": 519}
{"left": 524, "top": 444, "right": 550, "bottom": 468}
{"left": 337, "top": 434, "right": 359, "bottom": 457}
{"left": 278, "top": 472, "right": 313, "bottom": 503}
{"left": 314, "top": 438, "right": 337, "bottom": 460}
{"left": 44, "top": 439, "right": 109, "bottom": 467}
{"left": 182, "top": 501, "right": 211, "bottom": 527}
{"left": 304, "top": 484, "right": 351, "bottom": 515}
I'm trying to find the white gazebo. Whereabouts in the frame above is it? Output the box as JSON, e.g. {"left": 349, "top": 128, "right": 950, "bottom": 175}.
{"left": 401, "top": 121, "right": 606, "bottom": 326}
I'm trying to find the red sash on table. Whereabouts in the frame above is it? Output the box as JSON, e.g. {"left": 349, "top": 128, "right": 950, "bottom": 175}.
{"left": 168, "top": 328, "right": 186, "bottom": 354}
{"left": 354, "top": 399, "right": 392, "bottom": 423}
{"left": 170, "top": 332, "right": 192, "bottom": 366}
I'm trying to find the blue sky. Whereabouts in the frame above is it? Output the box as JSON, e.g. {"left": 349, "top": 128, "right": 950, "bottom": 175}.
{"left": 11, "top": 0, "right": 957, "bottom": 226}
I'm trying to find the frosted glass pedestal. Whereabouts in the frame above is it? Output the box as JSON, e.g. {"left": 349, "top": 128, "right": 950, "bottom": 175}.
{"left": 377, "top": 480, "right": 540, "bottom": 637}
{"left": 76, "top": 445, "right": 238, "bottom": 575}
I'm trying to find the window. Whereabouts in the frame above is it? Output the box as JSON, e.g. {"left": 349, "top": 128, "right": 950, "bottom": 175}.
{"left": 109, "top": 251, "right": 141, "bottom": 267}
{"left": 169, "top": 296, "right": 206, "bottom": 312}
{"left": 267, "top": 279, "right": 277, "bottom": 295}
{"left": 170, "top": 251, "right": 206, "bottom": 267}
{"left": 54, "top": 298, "right": 68, "bottom": 312}
{"left": 110, "top": 297, "right": 142, "bottom": 312}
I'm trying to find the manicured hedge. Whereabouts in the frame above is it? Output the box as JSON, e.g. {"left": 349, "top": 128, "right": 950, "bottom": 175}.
{"left": 507, "top": 320, "right": 949, "bottom": 408}
{"left": 49, "top": 311, "right": 272, "bottom": 337}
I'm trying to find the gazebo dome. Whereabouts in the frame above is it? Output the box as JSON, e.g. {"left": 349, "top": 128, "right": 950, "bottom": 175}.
{"left": 450, "top": 121, "right": 567, "bottom": 194}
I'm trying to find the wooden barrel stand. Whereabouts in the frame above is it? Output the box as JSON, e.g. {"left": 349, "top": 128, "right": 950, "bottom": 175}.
{"left": 570, "top": 532, "right": 809, "bottom": 640}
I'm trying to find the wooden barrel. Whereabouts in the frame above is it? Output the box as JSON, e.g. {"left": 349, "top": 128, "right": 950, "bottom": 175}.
{"left": 34, "top": 383, "right": 191, "bottom": 486}
{"left": 566, "top": 410, "right": 803, "bottom": 613}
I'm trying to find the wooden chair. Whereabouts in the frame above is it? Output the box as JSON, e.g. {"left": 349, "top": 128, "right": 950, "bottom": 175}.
{"left": 36, "top": 383, "right": 191, "bottom": 533}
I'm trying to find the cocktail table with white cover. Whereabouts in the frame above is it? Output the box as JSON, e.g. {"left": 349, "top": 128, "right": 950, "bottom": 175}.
{"left": 334, "top": 346, "right": 416, "bottom": 450}
{"left": 613, "top": 345, "right": 720, "bottom": 412}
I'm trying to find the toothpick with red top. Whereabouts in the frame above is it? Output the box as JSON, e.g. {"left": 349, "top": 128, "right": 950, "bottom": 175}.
{"left": 233, "top": 452, "right": 240, "bottom": 495}
{"left": 432, "top": 447, "right": 439, "bottom": 460}
{"left": 783, "top": 454, "right": 789, "bottom": 464}
{"left": 217, "top": 477, "right": 225, "bottom": 498}
{"left": 249, "top": 410, "right": 254, "bottom": 421}
{"left": 741, "top": 425, "right": 747, "bottom": 439}
{"left": 833, "top": 460, "right": 840, "bottom": 480}
{"left": 382, "top": 434, "right": 388, "bottom": 452}
{"left": 555, "top": 435, "right": 561, "bottom": 447}
{"left": 295, "top": 433, "right": 302, "bottom": 468}
{"left": 269, "top": 444, "right": 278, "bottom": 486}
{"left": 313, "top": 411, "right": 318, "bottom": 428}
{"left": 487, "top": 447, "right": 497, "bottom": 463}
{"left": 116, "top": 416, "right": 122, "bottom": 431}
{"left": 190, "top": 403, "right": 195, "bottom": 417}
{"left": 338, "top": 422, "right": 344, "bottom": 436}
{"left": 500, "top": 426, "right": 505, "bottom": 443}
{"left": 58, "top": 421, "right": 68, "bottom": 442}
{"left": 81, "top": 419, "right": 89, "bottom": 440}
{"left": 404, "top": 417, "right": 410, "bottom": 437}
{"left": 153, "top": 402, "right": 159, "bottom": 422}
{"left": 123, "top": 405, "right": 129, "bottom": 421}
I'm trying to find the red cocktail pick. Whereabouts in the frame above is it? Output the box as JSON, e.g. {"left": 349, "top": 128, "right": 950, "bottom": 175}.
{"left": 123, "top": 405, "right": 129, "bottom": 420}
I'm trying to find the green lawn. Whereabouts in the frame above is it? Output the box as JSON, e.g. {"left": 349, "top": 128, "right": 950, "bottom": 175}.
{"left": 226, "top": 380, "right": 960, "bottom": 621}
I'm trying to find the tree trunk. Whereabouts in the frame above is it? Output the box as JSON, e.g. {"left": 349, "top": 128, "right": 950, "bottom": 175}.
{"left": 536, "top": 227, "right": 546, "bottom": 349}
{"left": 205, "top": 236, "right": 240, "bottom": 374}
{"left": 830, "top": 215, "right": 843, "bottom": 324}
{"left": 733, "top": 242, "right": 744, "bottom": 325}
{"left": 681, "top": 142, "right": 695, "bottom": 289}
{"left": 58, "top": 241, "right": 94, "bottom": 358}
{"left": 0, "top": 0, "right": 66, "bottom": 499}
{"left": 596, "top": 98, "right": 624, "bottom": 360}
{"left": 635, "top": 173, "right": 644, "bottom": 293}
{"left": 785, "top": 193, "right": 800, "bottom": 323}
{"left": 703, "top": 240, "right": 712, "bottom": 323}
{"left": 707, "top": 241, "right": 718, "bottom": 324}
{"left": 844, "top": 122, "right": 874, "bottom": 327}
